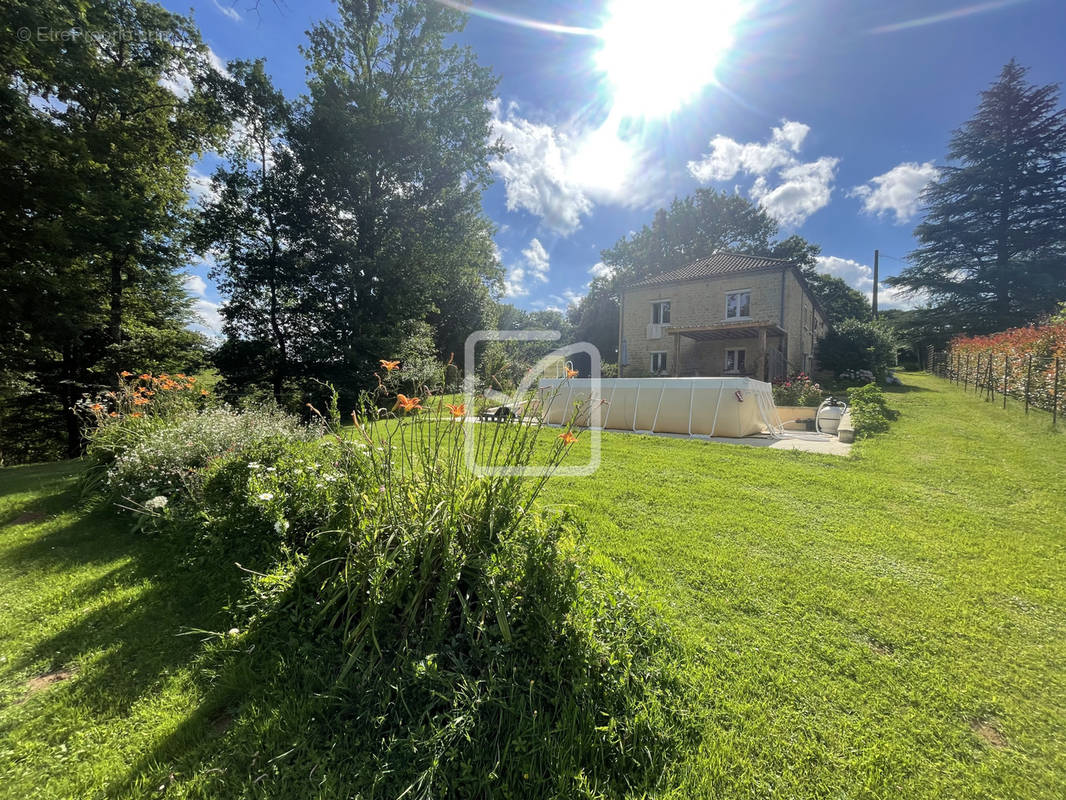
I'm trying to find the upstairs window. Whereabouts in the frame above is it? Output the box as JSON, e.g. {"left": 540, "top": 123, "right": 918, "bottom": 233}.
{"left": 651, "top": 300, "right": 671, "bottom": 324}
{"left": 725, "top": 290, "right": 751, "bottom": 319}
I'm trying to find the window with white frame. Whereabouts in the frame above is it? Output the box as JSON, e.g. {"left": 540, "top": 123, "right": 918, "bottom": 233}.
{"left": 725, "top": 290, "right": 750, "bottom": 319}
{"left": 650, "top": 351, "right": 668, "bottom": 373}
{"left": 651, "top": 300, "right": 671, "bottom": 324}
{"left": 724, "top": 348, "right": 746, "bottom": 373}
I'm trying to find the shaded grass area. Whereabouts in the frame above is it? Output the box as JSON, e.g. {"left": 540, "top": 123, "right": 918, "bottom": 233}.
{"left": 0, "top": 463, "right": 246, "bottom": 799}
{"left": 0, "top": 372, "right": 1063, "bottom": 798}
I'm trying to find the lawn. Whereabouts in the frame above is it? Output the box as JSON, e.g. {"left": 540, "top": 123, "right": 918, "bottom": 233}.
{"left": 1, "top": 372, "right": 1064, "bottom": 798}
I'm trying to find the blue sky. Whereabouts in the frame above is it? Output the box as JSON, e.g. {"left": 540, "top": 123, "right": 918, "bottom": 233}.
{"left": 175, "top": 0, "right": 1066, "bottom": 332}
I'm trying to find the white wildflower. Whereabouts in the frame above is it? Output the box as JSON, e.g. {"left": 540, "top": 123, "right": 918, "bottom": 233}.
{"left": 274, "top": 520, "right": 290, "bottom": 534}
{"left": 258, "top": 492, "right": 274, "bottom": 501}
{"left": 144, "top": 495, "right": 168, "bottom": 511}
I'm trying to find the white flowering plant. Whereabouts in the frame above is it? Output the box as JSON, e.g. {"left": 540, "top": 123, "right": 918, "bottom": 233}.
{"left": 95, "top": 405, "right": 324, "bottom": 527}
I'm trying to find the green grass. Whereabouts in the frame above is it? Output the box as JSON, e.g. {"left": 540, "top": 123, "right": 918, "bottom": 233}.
{"left": 1, "top": 372, "right": 1064, "bottom": 798}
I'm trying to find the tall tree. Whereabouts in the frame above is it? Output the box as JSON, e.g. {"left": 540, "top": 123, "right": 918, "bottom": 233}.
{"left": 288, "top": 0, "right": 502, "bottom": 396}
{"left": 599, "top": 189, "right": 780, "bottom": 284}
{"left": 0, "top": 0, "right": 221, "bottom": 459}
{"left": 195, "top": 60, "right": 305, "bottom": 404}
{"left": 888, "top": 61, "right": 1066, "bottom": 332}
{"left": 801, "top": 274, "right": 872, "bottom": 327}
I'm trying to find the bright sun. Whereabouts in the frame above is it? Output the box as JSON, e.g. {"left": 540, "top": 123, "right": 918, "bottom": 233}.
{"left": 596, "top": 0, "right": 746, "bottom": 117}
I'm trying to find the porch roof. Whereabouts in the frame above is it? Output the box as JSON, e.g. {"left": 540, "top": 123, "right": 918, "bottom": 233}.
{"left": 667, "top": 320, "right": 787, "bottom": 341}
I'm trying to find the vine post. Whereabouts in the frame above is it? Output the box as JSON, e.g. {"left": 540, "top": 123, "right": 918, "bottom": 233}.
{"left": 1025, "top": 353, "right": 1032, "bottom": 415}
{"left": 1003, "top": 353, "right": 1008, "bottom": 409}
{"left": 1054, "top": 358, "right": 1060, "bottom": 427}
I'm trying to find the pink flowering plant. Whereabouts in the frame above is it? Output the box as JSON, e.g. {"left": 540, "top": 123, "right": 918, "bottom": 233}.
{"left": 771, "top": 372, "right": 825, "bottom": 407}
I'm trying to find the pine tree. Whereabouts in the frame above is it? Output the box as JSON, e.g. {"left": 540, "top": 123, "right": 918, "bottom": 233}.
{"left": 888, "top": 61, "right": 1066, "bottom": 332}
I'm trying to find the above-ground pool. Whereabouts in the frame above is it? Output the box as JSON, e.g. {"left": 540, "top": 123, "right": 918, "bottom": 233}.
{"left": 537, "top": 377, "right": 782, "bottom": 438}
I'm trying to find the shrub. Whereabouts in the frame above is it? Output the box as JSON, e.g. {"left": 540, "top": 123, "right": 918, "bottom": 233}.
{"left": 948, "top": 318, "right": 1066, "bottom": 415}
{"left": 817, "top": 319, "right": 897, "bottom": 380}
{"left": 79, "top": 369, "right": 702, "bottom": 796}
{"left": 772, "top": 372, "right": 824, "bottom": 406}
{"left": 197, "top": 436, "right": 361, "bottom": 558}
{"left": 846, "top": 384, "right": 895, "bottom": 436}
{"left": 90, "top": 405, "right": 323, "bottom": 513}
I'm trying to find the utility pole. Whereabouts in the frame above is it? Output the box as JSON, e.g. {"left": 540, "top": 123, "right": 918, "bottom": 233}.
{"left": 873, "top": 249, "right": 879, "bottom": 319}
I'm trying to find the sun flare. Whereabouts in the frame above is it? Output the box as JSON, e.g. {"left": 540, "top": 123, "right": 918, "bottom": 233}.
{"left": 596, "top": 0, "right": 746, "bottom": 117}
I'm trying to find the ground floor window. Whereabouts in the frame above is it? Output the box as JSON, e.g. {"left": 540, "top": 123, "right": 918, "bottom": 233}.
{"left": 725, "top": 348, "right": 746, "bottom": 373}
{"left": 650, "top": 351, "right": 668, "bottom": 373}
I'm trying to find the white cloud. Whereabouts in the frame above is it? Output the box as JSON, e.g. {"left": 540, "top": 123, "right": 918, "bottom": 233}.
{"left": 191, "top": 298, "right": 223, "bottom": 336}
{"left": 687, "top": 120, "right": 809, "bottom": 182}
{"left": 187, "top": 169, "right": 217, "bottom": 205}
{"left": 184, "top": 274, "right": 208, "bottom": 297}
{"left": 161, "top": 45, "right": 228, "bottom": 98}
{"left": 212, "top": 0, "right": 242, "bottom": 22}
{"left": 814, "top": 255, "right": 921, "bottom": 310}
{"left": 750, "top": 157, "right": 839, "bottom": 228}
{"left": 589, "top": 262, "right": 615, "bottom": 280}
{"left": 489, "top": 101, "right": 659, "bottom": 236}
{"left": 490, "top": 102, "right": 591, "bottom": 235}
{"left": 549, "top": 288, "right": 585, "bottom": 308}
{"left": 688, "top": 120, "right": 837, "bottom": 228}
{"left": 850, "top": 161, "right": 938, "bottom": 223}
{"left": 503, "top": 238, "right": 551, "bottom": 298}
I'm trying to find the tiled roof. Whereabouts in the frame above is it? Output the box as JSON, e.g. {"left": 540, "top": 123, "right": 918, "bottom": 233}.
{"left": 627, "top": 251, "right": 793, "bottom": 288}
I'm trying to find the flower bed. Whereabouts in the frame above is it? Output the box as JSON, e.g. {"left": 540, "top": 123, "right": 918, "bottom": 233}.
{"left": 771, "top": 372, "right": 824, "bottom": 407}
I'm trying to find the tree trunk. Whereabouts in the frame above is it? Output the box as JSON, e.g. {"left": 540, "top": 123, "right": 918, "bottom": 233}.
{"left": 62, "top": 339, "right": 82, "bottom": 458}
{"left": 109, "top": 256, "right": 123, "bottom": 346}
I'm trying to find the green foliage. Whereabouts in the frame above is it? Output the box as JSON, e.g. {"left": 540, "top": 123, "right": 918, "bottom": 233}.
{"left": 771, "top": 373, "right": 825, "bottom": 407}
{"left": 64, "top": 370, "right": 700, "bottom": 795}
{"left": 816, "top": 319, "right": 898, "bottom": 379}
{"left": 600, "top": 189, "right": 781, "bottom": 284}
{"left": 803, "top": 272, "right": 873, "bottom": 327}
{"left": 888, "top": 60, "right": 1066, "bottom": 333}
{"left": 846, "top": 384, "right": 896, "bottom": 436}
{"left": 880, "top": 307, "right": 959, "bottom": 364}
{"left": 199, "top": 0, "right": 504, "bottom": 407}
{"left": 0, "top": 0, "right": 225, "bottom": 460}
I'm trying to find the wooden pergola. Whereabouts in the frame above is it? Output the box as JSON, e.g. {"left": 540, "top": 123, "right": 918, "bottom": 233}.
{"left": 666, "top": 320, "right": 788, "bottom": 380}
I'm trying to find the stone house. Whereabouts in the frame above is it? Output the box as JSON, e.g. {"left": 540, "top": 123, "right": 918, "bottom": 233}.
{"left": 618, "top": 252, "right": 827, "bottom": 380}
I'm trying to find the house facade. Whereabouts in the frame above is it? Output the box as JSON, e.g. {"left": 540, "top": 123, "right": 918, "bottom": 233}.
{"left": 618, "top": 252, "right": 827, "bottom": 381}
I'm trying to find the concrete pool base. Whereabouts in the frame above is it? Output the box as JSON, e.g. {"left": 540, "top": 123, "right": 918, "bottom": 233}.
{"left": 558, "top": 425, "right": 853, "bottom": 456}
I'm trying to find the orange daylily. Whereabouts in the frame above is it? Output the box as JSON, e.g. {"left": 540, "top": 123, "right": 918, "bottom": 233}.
{"left": 120, "top": 371, "right": 133, "bottom": 378}
{"left": 109, "top": 412, "right": 118, "bottom": 418}
{"left": 396, "top": 394, "right": 422, "bottom": 412}
{"left": 558, "top": 431, "right": 577, "bottom": 445}
{"left": 565, "top": 367, "right": 578, "bottom": 378}
{"left": 131, "top": 412, "right": 144, "bottom": 418}
{"left": 380, "top": 359, "right": 400, "bottom": 372}
{"left": 90, "top": 403, "right": 103, "bottom": 412}
{"left": 201, "top": 389, "right": 209, "bottom": 396}
{"left": 133, "top": 396, "right": 150, "bottom": 406}
{"left": 445, "top": 403, "right": 466, "bottom": 418}
{"left": 139, "top": 373, "right": 152, "bottom": 380}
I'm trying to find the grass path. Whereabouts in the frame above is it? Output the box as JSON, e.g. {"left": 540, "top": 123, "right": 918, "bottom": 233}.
{"left": 0, "top": 372, "right": 1063, "bottom": 798}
